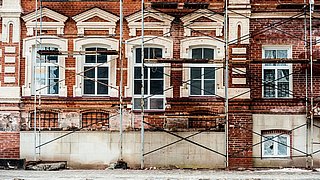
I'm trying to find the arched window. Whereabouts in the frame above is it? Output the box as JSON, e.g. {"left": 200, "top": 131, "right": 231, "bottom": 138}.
{"left": 237, "top": 24, "right": 241, "bottom": 44}
{"left": 81, "top": 112, "right": 109, "bottom": 129}
{"left": 133, "top": 47, "right": 164, "bottom": 110}
{"left": 30, "top": 111, "right": 59, "bottom": 128}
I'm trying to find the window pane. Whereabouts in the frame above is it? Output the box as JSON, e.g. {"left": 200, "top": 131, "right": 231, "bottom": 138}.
{"left": 264, "top": 136, "right": 274, "bottom": 156}
{"left": 135, "top": 48, "right": 142, "bottom": 63}
{"left": 85, "top": 48, "right": 96, "bottom": 63}
{"left": 191, "top": 80, "right": 201, "bottom": 95}
{"left": 278, "top": 82, "right": 289, "bottom": 97}
{"left": 154, "top": 48, "right": 162, "bottom": 58}
{"left": 97, "top": 80, "right": 108, "bottom": 94}
{"left": 150, "top": 67, "right": 163, "bottom": 78}
{"left": 264, "top": 69, "right": 275, "bottom": 97}
{"left": 134, "top": 67, "right": 148, "bottom": 79}
{"left": 48, "top": 66, "right": 59, "bottom": 78}
{"left": 84, "top": 67, "right": 95, "bottom": 78}
{"left": 277, "top": 69, "right": 289, "bottom": 82}
{"left": 150, "top": 98, "right": 164, "bottom": 109}
{"left": 204, "top": 80, "right": 215, "bottom": 95}
{"left": 204, "top": 67, "right": 215, "bottom": 79}
{"left": 48, "top": 79, "right": 59, "bottom": 94}
{"left": 97, "top": 48, "right": 108, "bottom": 63}
{"left": 133, "top": 98, "right": 148, "bottom": 110}
{"left": 98, "top": 67, "right": 108, "bottom": 78}
{"left": 150, "top": 80, "right": 163, "bottom": 95}
{"left": 278, "top": 136, "right": 288, "bottom": 156}
{"left": 134, "top": 80, "right": 142, "bottom": 95}
{"left": 265, "top": 50, "right": 276, "bottom": 59}
{"left": 134, "top": 80, "right": 148, "bottom": 95}
{"left": 204, "top": 48, "right": 214, "bottom": 59}
{"left": 191, "top": 67, "right": 201, "bottom": 79}
{"left": 277, "top": 50, "right": 288, "bottom": 59}
{"left": 47, "top": 55, "right": 58, "bottom": 63}
{"left": 192, "top": 48, "right": 202, "bottom": 59}
{"left": 84, "top": 80, "right": 95, "bottom": 94}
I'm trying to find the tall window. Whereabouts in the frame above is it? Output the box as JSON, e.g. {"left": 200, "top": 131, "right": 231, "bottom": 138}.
{"left": 30, "top": 111, "right": 59, "bottom": 128}
{"left": 133, "top": 47, "right": 164, "bottom": 110}
{"left": 190, "top": 48, "right": 215, "bottom": 96}
{"left": 82, "top": 112, "right": 109, "bottom": 129}
{"left": 262, "top": 132, "right": 290, "bottom": 158}
{"left": 83, "top": 47, "right": 109, "bottom": 95}
{"left": 263, "top": 47, "right": 291, "bottom": 98}
{"left": 34, "top": 47, "right": 59, "bottom": 95}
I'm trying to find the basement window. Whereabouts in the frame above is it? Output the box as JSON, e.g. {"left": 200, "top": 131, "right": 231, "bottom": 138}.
{"left": 30, "top": 111, "right": 59, "bottom": 129}
{"left": 261, "top": 130, "right": 291, "bottom": 158}
{"left": 81, "top": 112, "right": 109, "bottom": 129}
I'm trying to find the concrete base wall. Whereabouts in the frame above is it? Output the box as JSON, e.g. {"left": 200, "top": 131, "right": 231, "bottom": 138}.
{"left": 20, "top": 131, "right": 226, "bottom": 169}
{"left": 252, "top": 114, "right": 320, "bottom": 168}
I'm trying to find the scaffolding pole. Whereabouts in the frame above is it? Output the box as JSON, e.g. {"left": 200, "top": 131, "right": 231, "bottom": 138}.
{"left": 304, "top": 0, "right": 309, "bottom": 169}
{"left": 224, "top": 0, "right": 229, "bottom": 169}
{"left": 309, "top": 0, "right": 314, "bottom": 169}
{"left": 140, "top": 0, "right": 145, "bottom": 169}
{"left": 119, "top": 0, "right": 124, "bottom": 161}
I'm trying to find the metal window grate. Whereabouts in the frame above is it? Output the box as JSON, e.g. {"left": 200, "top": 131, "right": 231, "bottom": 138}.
{"left": 30, "top": 111, "right": 59, "bottom": 128}
{"left": 81, "top": 112, "right": 109, "bottom": 129}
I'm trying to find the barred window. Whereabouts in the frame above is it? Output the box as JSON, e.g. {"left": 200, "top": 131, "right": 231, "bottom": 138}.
{"left": 30, "top": 111, "right": 59, "bottom": 128}
{"left": 81, "top": 112, "right": 109, "bottom": 129}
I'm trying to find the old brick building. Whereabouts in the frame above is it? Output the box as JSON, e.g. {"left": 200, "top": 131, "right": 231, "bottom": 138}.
{"left": 0, "top": 0, "right": 319, "bottom": 169}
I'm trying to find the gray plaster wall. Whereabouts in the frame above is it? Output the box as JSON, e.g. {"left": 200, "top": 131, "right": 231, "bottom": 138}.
{"left": 20, "top": 131, "right": 225, "bottom": 169}
{"left": 252, "top": 114, "right": 320, "bottom": 168}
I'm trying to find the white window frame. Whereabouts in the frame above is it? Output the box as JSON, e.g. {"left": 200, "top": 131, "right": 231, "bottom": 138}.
{"left": 180, "top": 37, "right": 225, "bottom": 98}
{"left": 34, "top": 46, "right": 60, "bottom": 96}
{"left": 262, "top": 46, "right": 293, "bottom": 98}
{"left": 22, "top": 36, "right": 68, "bottom": 97}
{"left": 125, "top": 36, "right": 173, "bottom": 109}
{"left": 189, "top": 46, "right": 217, "bottom": 96}
{"left": 262, "top": 133, "right": 290, "bottom": 158}
{"left": 82, "top": 46, "right": 110, "bottom": 96}
{"left": 73, "top": 38, "right": 119, "bottom": 97}
{"left": 133, "top": 46, "right": 165, "bottom": 110}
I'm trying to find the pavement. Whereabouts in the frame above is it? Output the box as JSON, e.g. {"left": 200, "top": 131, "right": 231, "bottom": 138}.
{"left": 1, "top": 169, "right": 320, "bottom": 180}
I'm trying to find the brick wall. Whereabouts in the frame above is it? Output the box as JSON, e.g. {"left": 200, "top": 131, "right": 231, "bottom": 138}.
{"left": 0, "top": 132, "right": 20, "bottom": 159}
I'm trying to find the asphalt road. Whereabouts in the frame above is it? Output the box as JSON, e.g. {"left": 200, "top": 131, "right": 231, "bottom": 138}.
{"left": 1, "top": 169, "right": 320, "bottom": 180}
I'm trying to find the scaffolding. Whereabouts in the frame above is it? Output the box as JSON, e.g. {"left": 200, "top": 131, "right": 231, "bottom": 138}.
{"left": 29, "top": 0, "right": 320, "bottom": 169}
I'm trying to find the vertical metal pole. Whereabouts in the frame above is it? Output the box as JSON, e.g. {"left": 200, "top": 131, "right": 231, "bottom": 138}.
{"left": 119, "top": 0, "right": 124, "bottom": 161}
{"left": 309, "top": 0, "right": 314, "bottom": 169}
{"left": 140, "top": 0, "right": 145, "bottom": 169}
{"left": 33, "top": 0, "right": 38, "bottom": 162}
{"left": 224, "top": 0, "right": 229, "bottom": 169}
{"left": 304, "top": 0, "right": 309, "bottom": 168}
{"left": 38, "top": 0, "right": 43, "bottom": 158}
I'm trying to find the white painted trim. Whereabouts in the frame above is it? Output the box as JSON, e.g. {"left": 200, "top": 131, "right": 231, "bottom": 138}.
{"left": 72, "top": 8, "right": 119, "bottom": 36}
{"left": 73, "top": 38, "right": 119, "bottom": 97}
{"left": 180, "top": 37, "right": 225, "bottom": 97}
{"left": 22, "top": 7, "right": 68, "bottom": 36}
{"left": 125, "top": 8, "right": 174, "bottom": 37}
{"left": 180, "top": 9, "right": 224, "bottom": 37}
{"left": 125, "top": 36, "right": 173, "bottom": 100}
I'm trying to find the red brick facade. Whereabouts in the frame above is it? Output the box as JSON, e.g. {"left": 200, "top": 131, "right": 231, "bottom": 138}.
{"left": 0, "top": 132, "right": 20, "bottom": 159}
{"left": 0, "top": 0, "right": 319, "bottom": 169}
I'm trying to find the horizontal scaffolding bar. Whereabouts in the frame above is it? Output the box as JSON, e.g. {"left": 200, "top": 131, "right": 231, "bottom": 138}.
{"left": 37, "top": 50, "right": 119, "bottom": 56}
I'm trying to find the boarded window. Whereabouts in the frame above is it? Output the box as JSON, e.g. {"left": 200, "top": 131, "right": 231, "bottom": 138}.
{"left": 30, "top": 111, "right": 59, "bottom": 128}
{"left": 188, "top": 110, "right": 224, "bottom": 131}
{"left": 81, "top": 112, "right": 109, "bottom": 129}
